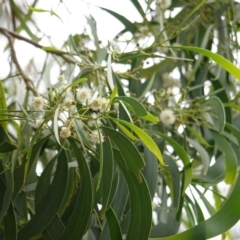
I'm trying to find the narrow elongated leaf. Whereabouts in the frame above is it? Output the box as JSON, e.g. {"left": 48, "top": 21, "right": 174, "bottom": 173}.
{"left": 107, "top": 53, "right": 114, "bottom": 90}
{"left": 211, "top": 131, "right": 237, "bottom": 184}
{"left": 164, "top": 155, "right": 181, "bottom": 210}
{"left": 60, "top": 138, "right": 93, "bottom": 240}
{"left": 0, "top": 168, "right": 13, "bottom": 218}
{"left": 0, "top": 80, "right": 7, "bottom": 130}
{"left": 114, "top": 120, "right": 138, "bottom": 140}
{"left": 3, "top": 202, "right": 17, "bottom": 240}
{"left": 186, "top": 138, "right": 210, "bottom": 175}
{"left": 115, "top": 96, "right": 158, "bottom": 122}
{"left": 43, "top": 215, "right": 65, "bottom": 240}
{"left": 100, "top": 7, "right": 137, "bottom": 33}
{"left": 54, "top": 105, "right": 61, "bottom": 146}
{"left": 0, "top": 141, "right": 17, "bottom": 153}
{"left": 143, "top": 146, "right": 158, "bottom": 199}
{"left": 113, "top": 148, "right": 152, "bottom": 240}
{"left": 102, "top": 127, "right": 145, "bottom": 182}
{"left": 101, "top": 141, "right": 114, "bottom": 218}
{"left": 35, "top": 155, "right": 58, "bottom": 210}
{"left": 150, "top": 172, "right": 240, "bottom": 240}
{"left": 204, "top": 97, "right": 225, "bottom": 133}
{"left": 18, "top": 151, "right": 68, "bottom": 240}
{"left": 116, "top": 120, "right": 165, "bottom": 166}
{"left": 106, "top": 207, "right": 122, "bottom": 240}
{"left": 115, "top": 96, "right": 148, "bottom": 116}
{"left": 175, "top": 46, "right": 240, "bottom": 82}
{"left": 150, "top": 131, "right": 192, "bottom": 194}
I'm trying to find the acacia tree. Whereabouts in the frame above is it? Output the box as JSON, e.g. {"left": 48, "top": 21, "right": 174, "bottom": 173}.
{"left": 1, "top": 0, "right": 240, "bottom": 239}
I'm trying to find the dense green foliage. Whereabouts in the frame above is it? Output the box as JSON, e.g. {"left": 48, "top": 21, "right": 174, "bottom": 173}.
{"left": 1, "top": 0, "right": 240, "bottom": 239}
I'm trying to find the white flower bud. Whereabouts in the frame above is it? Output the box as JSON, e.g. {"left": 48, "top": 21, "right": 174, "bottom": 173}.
{"left": 60, "top": 127, "right": 71, "bottom": 138}
{"left": 32, "top": 97, "right": 44, "bottom": 110}
{"left": 88, "top": 97, "right": 109, "bottom": 113}
{"left": 64, "top": 98, "right": 74, "bottom": 108}
{"left": 58, "top": 74, "right": 65, "bottom": 82}
{"left": 35, "top": 119, "right": 45, "bottom": 128}
{"left": 159, "top": 109, "right": 176, "bottom": 126}
{"left": 89, "top": 130, "right": 104, "bottom": 145}
{"left": 76, "top": 87, "right": 92, "bottom": 104}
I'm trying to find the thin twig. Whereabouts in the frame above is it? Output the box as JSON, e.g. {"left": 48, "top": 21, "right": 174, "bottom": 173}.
{"left": 1, "top": 28, "right": 39, "bottom": 96}
{"left": 0, "top": 27, "right": 77, "bottom": 64}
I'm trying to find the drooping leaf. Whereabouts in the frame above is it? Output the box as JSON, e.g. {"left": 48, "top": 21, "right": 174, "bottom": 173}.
{"left": 174, "top": 46, "right": 240, "bottom": 82}
{"left": 100, "top": 141, "right": 114, "bottom": 219}
{"left": 211, "top": 131, "right": 237, "bottom": 184}
{"left": 204, "top": 97, "right": 225, "bottom": 133}
{"left": 150, "top": 131, "right": 192, "bottom": 194}
{"left": 3, "top": 202, "right": 17, "bottom": 240}
{"left": 115, "top": 96, "right": 159, "bottom": 122}
{"left": 99, "top": 7, "right": 137, "bottom": 34}
{"left": 115, "top": 120, "right": 165, "bottom": 166}
{"left": 186, "top": 138, "right": 210, "bottom": 175}
{"left": 0, "top": 80, "right": 8, "bottom": 131}
{"left": 150, "top": 172, "right": 240, "bottom": 240}
{"left": 18, "top": 150, "right": 68, "bottom": 240}
{"left": 106, "top": 207, "right": 122, "bottom": 240}
{"left": 102, "top": 127, "right": 145, "bottom": 182}
{"left": 113, "top": 148, "right": 152, "bottom": 240}
{"left": 60, "top": 138, "right": 93, "bottom": 240}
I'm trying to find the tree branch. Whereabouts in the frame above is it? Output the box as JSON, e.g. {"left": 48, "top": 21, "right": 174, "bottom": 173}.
{"left": 0, "top": 27, "right": 77, "bottom": 65}
{"left": 1, "top": 28, "right": 39, "bottom": 96}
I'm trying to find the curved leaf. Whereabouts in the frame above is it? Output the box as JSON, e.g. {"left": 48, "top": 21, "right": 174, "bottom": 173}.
{"left": 211, "top": 131, "right": 237, "bottom": 184}
{"left": 175, "top": 46, "right": 240, "bottom": 82}
{"left": 113, "top": 148, "right": 152, "bottom": 240}
{"left": 150, "top": 131, "right": 192, "bottom": 194}
{"left": 18, "top": 150, "right": 68, "bottom": 240}
{"left": 150, "top": 172, "right": 240, "bottom": 240}
{"left": 102, "top": 126, "right": 145, "bottom": 182}
{"left": 116, "top": 120, "right": 165, "bottom": 166}
{"left": 60, "top": 138, "right": 93, "bottom": 240}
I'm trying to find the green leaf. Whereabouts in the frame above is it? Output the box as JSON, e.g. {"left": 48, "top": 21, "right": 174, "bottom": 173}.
{"left": 35, "top": 155, "right": 58, "bottom": 211}
{"left": 0, "top": 80, "right": 8, "bottom": 131}
{"left": 186, "top": 138, "right": 210, "bottom": 175}
{"left": 113, "top": 148, "right": 152, "bottom": 240}
{"left": 106, "top": 207, "right": 122, "bottom": 240}
{"left": 60, "top": 138, "right": 93, "bottom": 240}
{"left": 116, "top": 119, "right": 165, "bottom": 166}
{"left": 101, "top": 141, "right": 114, "bottom": 219}
{"left": 0, "top": 125, "right": 17, "bottom": 153}
{"left": 18, "top": 150, "right": 68, "bottom": 240}
{"left": 115, "top": 96, "right": 158, "bottom": 122}
{"left": 28, "top": 6, "right": 62, "bottom": 22}
{"left": 113, "top": 120, "right": 138, "bottom": 141}
{"left": 42, "top": 215, "right": 65, "bottom": 240}
{"left": 0, "top": 140, "right": 17, "bottom": 153}
{"left": 149, "top": 172, "right": 240, "bottom": 240}
{"left": 204, "top": 97, "right": 225, "bottom": 133}
{"left": 65, "top": 78, "right": 87, "bottom": 90}
{"left": 150, "top": 131, "right": 192, "bottom": 194}
{"left": 174, "top": 46, "right": 240, "bottom": 82}
{"left": 107, "top": 53, "right": 115, "bottom": 90}
{"left": 211, "top": 131, "right": 237, "bottom": 184}
{"left": 130, "top": 0, "right": 145, "bottom": 17}
{"left": 3, "top": 202, "right": 17, "bottom": 240}
{"left": 102, "top": 127, "right": 145, "bottom": 182}
{"left": 99, "top": 7, "right": 138, "bottom": 34}
{"left": 53, "top": 105, "right": 61, "bottom": 146}
{"left": 42, "top": 46, "right": 67, "bottom": 54}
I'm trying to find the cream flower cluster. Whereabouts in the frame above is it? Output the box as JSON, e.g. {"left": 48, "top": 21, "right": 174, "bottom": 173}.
{"left": 159, "top": 109, "right": 176, "bottom": 126}
{"left": 32, "top": 75, "right": 108, "bottom": 146}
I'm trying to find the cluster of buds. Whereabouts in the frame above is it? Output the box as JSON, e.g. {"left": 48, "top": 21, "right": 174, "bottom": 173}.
{"left": 31, "top": 75, "right": 109, "bottom": 148}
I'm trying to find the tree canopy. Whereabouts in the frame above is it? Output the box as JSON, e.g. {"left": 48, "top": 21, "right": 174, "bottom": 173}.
{"left": 1, "top": 0, "right": 240, "bottom": 239}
